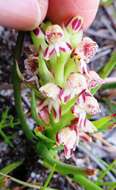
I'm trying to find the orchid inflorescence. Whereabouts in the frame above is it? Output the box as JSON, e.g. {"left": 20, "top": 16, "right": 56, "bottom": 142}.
{"left": 23, "top": 16, "right": 104, "bottom": 159}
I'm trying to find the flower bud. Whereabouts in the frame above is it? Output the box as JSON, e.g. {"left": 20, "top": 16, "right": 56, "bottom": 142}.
{"left": 66, "top": 16, "right": 83, "bottom": 33}
{"left": 31, "top": 27, "right": 45, "bottom": 50}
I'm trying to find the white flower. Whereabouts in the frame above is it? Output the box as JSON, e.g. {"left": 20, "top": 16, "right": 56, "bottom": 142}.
{"left": 39, "top": 83, "right": 61, "bottom": 122}
{"left": 81, "top": 37, "right": 98, "bottom": 61}
{"left": 44, "top": 25, "right": 71, "bottom": 60}
{"left": 39, "top": 83, "right": 60, "bottom": 100}
{"left": 73, "top": 37, "right": 98, "bottom": 75}
{"left": 73, "top": 90, "right": 100, "bottom": 116}
{"left": 85, "top": 70, "right": 104, "bottom": 89}
{"left": 57, "top": 126, "right": 78, "bottom": 159}
{"left": 60, "top": 73, "right": 88, "bottom": 103}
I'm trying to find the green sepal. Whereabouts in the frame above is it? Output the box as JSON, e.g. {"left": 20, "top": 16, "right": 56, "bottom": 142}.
{"left": 69, "top": 31, "right": 83, "bottom": 48}
{"left": 62, "top": 97, "right": 76, "bottom": 115}
{"left": 38, "top": 55, "right": 54, "bottom": 84}
{"left": 31, "top": 90, "right": 45, "bottom": 127}
{"left": 54, "top": 52, "right": 70, "bottom": 87}
{"left": 64, "top": 57, "right": 76, "bottom": 81}
{"left": 31, "top": 31, "right": 46, "bottom": 50}
{"left": 40, "top": 21, "right": 52, "bottom": 32}
{"left": 34, "top": 129, "right": 55, "bottom": 145}
{"left": 16, "top": 62, "right": 24, "bottom": 81}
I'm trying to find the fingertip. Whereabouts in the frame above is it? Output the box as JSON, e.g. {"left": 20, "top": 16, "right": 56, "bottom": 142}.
{"left": 0, "top": 0, "right": 48, "bottom": 31}
{"left": 47, "top": 0, "right": 100, "bottom": 30}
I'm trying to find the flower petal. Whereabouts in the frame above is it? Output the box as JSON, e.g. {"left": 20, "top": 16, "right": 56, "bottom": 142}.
{"left": 39, "top": 83, "right": 60, "bottom": 100}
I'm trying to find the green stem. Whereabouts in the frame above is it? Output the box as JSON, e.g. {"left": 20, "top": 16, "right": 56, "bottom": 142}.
{"left": 31, "top": 91, "right": 45, "bottom": 126}
{"left": 54, "top": 53, "right": 70, "bottom": 87}
{"left": 37, "top": 143, "right": 103, "bottom": 190}
{"left": 38, "top": 55, "right": 54, "bottom": 84}
{"left": 0, "top": 172, "right": 57, "bottom": 190}
{"left": 36, "top": 142, "right": 94, "bottom": 176}
{"left": 12, "top": 32, "right": 34, "bottom": 141}
{"left": 99, "top": 51, "right": 116, "bottom": 78}
{"left": 0, "top": 128, "right": 12, "bottom": 146}
{"left": 73, "top": 175, "right": 103, "bottom": 190}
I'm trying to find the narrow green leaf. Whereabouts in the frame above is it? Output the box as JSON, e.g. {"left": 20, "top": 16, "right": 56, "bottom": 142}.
{"left": 0, "top": 161, "right": 22, "bottom": 182}
{"left": 64, "top": 58, "right": 76, "bottom": 81}
{"left": 99, "top": 52, "right": 116, "bottom": 78}
{"left": 0, "top": 172, "right": 57, "bottom": 190}
{"left": 34, "top": 129, "right": 55, "bottom": 145}
{"left": 62, "top": 97, "right": 76, "bottom": 115}
{"left": 93, "top": 114, "right": 116, "bottom": 131}
{"left": 98, "top": 160, "right": 116, "bottom": 180}
{"left": 31, "top": 91, "right": 45, "bottom": 127}
{"left": 92, "top": 52, "right": 116, "bottom": 95}
{"left": 38, "top": 55, "right": 54, "bottom": 84}
{"left": 42, "top": 164, "right": 56, "bottom": 190}
{"left": 73, "top": 175, "right": 103, "bottom": 190}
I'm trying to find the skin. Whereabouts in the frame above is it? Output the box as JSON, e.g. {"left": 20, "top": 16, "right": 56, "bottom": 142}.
{"left": 0, "top": 0, "right": 100, "bottom": 30}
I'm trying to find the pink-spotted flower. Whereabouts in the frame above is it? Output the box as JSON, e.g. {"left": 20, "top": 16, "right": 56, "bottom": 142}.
{"left": 75, "top": 90, "right": 100, "bottom": 115}
{"left": 56, "top": 126, "right": 78, "bottom": 159}
{"left": 78, "top": 90, "right": 100, "bottom": 115}
{"left": 81, "top": 37, "right": 98, "bottom": 62}
{"left": 73, "top": 48, "right": 88, "bottom": 75}
{"left": 85, "top": 70, "right": 104, "bottom": 89}
{"left": 73, "top": 37, "right": 98, "bottom": 75}
{"left": 72, "top": 90, "right": 100, "bottom": 128}
{"left": 71, "top": 118, "right": 96, "bottom": 142}
{"left": 56, "top": 118, "right": 96, "bottom": 159}
{"left": 44, "top": 25, "right": 71, "bottom": 60}
{"left": 60, "top": 73, "right": 88, "bottom": 103}
{"left": 39, "top": 83, "right": 61, "bottom": 122}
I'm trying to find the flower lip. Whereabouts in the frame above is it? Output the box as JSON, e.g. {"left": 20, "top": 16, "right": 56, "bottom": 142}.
{"left": 45, "top": 25, "right": 64, "bottom": 43}
{"left": 39, "top": 83, "right": 60, "bottom": 100}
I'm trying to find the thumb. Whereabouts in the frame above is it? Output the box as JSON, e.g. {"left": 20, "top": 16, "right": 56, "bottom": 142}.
{"left": 0, "top": 0, "right": 48, "bottom": 31}
{"left": 47, "top": 0, "right": 100, "bottom": 30}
